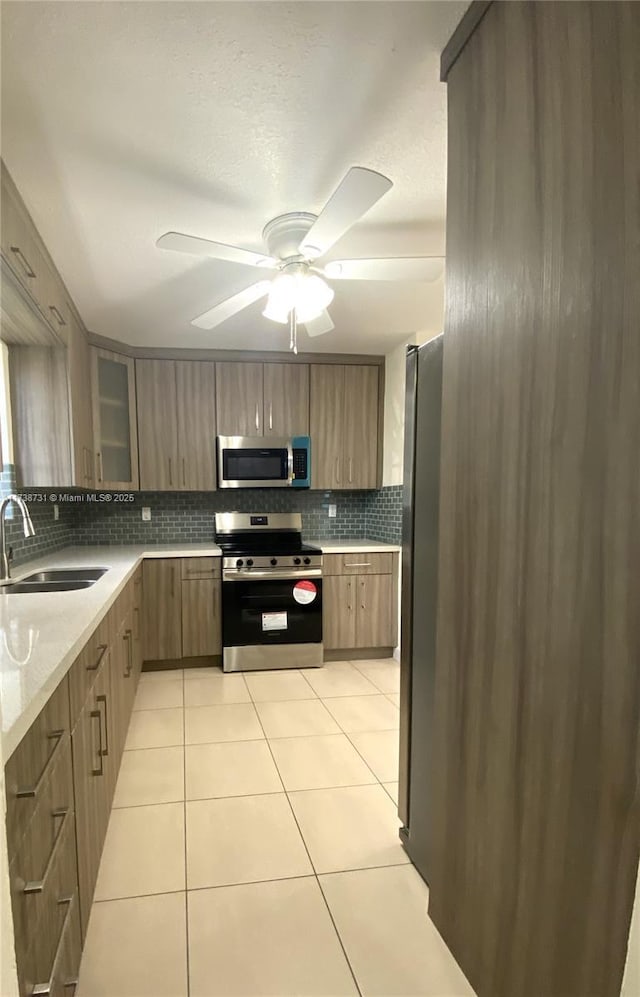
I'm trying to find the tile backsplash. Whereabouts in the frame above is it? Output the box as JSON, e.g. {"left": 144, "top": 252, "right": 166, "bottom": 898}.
{"left": 4, "top": 467, "right": 403, "bottom": 564}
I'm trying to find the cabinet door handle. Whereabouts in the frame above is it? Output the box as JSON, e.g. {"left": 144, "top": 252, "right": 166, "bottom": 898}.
{"left": 123, "top": 630, "right": 133, "bottom": 676}
{"left": 269, "top": 402, "right": 273, "bottom": 431}
{"left": 134, "top": 605, "right": 140, "bottom": 639}
{"left": 49, "top": 304, "right": 66, "bottom": 327}
{"left": 347, "top": 579, "right": 352, "bottom": 611}
{"left": 335, "top": 457, "right": 340, "bottom": 484}
{"left": 32, "top": 894, "right": 76, "bottom": 996}
{"left": 10, "top": 245, "right": 36, "bottom": 279}
{"left": 16, "top": 729, "right": 65, "bottom": 799}
{"left": 348, "top": 457, "right": 353, "bottom": 483}
{"left": 90, "top": 710, "right": 103, "bottom": 776}
{"left": 86, "top": 643, "right": 108, "bottom": 673}
{"left": 96, "top": 694, "right": 109, "bottom": 757}
{"left": 168, "top": 457, "right": 173, "bottom": 487}
{"left": 97, "top": 452, "right": 103, "bottom": 483}
{"left": 182, "top": 457, "right": 186, "bottom": 487}
{"left": 23, "top": 808, "right": 69, "bottom": 894}
{"left": 344, "top": 562, "right": 372, "bottom": 568}
{"left": 361, "top": 578, "right": 366, "bottom": 611}
{"left": 255, "top": 403, "right": 260, "bottom": 432}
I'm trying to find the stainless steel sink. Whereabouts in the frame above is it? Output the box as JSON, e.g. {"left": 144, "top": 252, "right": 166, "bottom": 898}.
{"left": 20, "top": 568, "right": 107, "bottom": 583}
{"left": 2, "top": 579, "right": 97, "bottom": 594}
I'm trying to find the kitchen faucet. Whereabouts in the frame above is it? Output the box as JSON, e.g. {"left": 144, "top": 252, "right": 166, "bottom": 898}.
{"left": 0, "top": 495, "right": 35, "bottom": 581}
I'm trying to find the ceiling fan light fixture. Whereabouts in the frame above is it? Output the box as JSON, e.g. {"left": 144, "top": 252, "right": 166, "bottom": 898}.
{"left": 294, "top": 273, "right": 334, "bottom": 323}
{"left": 262, "top": 269, "right": 334, "bottom": 325}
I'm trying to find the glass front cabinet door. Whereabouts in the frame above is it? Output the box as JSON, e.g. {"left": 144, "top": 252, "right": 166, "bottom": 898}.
{"left": 90, "top": 347, "right": 139, "bottom": 490}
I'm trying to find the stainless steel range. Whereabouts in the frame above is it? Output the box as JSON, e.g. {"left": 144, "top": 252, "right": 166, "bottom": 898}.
{"left": 215, "top": 513, "right": 323, "bottom": 672}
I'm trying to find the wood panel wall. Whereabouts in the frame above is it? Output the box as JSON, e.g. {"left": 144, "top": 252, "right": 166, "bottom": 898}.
{"left": 429, "top": 3, "right": 640, "bottom": 996}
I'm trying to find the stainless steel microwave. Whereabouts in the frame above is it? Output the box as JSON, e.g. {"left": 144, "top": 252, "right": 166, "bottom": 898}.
{"left": 217, "top": 436, "right": 311, "bottom": 488}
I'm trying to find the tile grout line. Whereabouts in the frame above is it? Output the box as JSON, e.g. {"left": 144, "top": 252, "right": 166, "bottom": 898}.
{"left": 251, "top": 701, "right": 364, "bottom": 997}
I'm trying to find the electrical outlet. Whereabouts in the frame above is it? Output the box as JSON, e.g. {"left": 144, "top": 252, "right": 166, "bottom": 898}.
{"left": 142, "top": 507, "right": 151, "bottom": 522}
{"left": 53, "top": 504, "right": 59, "bottom": 522}
{"left": 328, "top": 504, "right": 337, "bottom": 518}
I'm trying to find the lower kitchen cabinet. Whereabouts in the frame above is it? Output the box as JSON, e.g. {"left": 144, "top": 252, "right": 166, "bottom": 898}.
{"left": 4, "top": 571, "right": 144, "bottom": 997}
{"left": 323, "top": 576, "right": 357, "bottom": 649}
{"left": 142, "top": 559, "right": 182, "bottom": 661}
{"left": 322, "top": 552, "right": 398, "bottom": 655}
{"left": 182, "top": 578, "right": 222, "bottom": 657}
{"left": 143, "top": 557, "right": 222, "bottom": 663}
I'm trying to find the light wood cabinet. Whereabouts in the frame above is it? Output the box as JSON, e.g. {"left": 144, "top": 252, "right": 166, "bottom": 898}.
{"left": 323, "top": 575, "right": 357, "bottom": 649}
{"left": 310, "top": 364, "right": 345, "bottom": 488}
{"left": 216, "top": 361, "right": 264, "bottom": 436}
{"left": 91, "top": 347, "right": 139, "bottom": 490}
{"left": 355, "top": 574, "right": 394, "bottom": 647}
{"left": 322, "top": 551, "right": 397, "bottom": 653}
{"left": 142, "top": 559, "right": 182, "bottom": 661}
{"left": 67, "top": 310, "right": 95, "bottom": 487}
{"left": 176, "top": 361, "right": 217, "bottom": 490}
{"left": 344, "top": 365, "right": 379, "bottom": 488}
{"left": 182, "top": 578, "right": 222, "bottom": 657}
{"left": 136, "top": 359, "right": 217, "bottom": 490}
{"left": 136, "top": 358, "right": 179, "bottom": 490}
{"left": 310, "top": 364, "right": 379, "bottom": 490}
{"left": 1, "top": 160, "right": 69, "bottom": 348}
{"left": 71, "top": 653, "right": 113, "bottom": 938}
{"left": 263, "top": 362, "right": 309, "bottom": 436}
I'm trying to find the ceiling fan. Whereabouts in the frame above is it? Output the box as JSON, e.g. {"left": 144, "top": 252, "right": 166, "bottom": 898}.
{"left": 157, "top": 166, "right": 444, "bottom": 352}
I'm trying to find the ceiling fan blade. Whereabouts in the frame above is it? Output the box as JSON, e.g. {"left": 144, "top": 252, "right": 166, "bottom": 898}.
{"left": 323, "top": 257, "right": 444, "bottom": 282}
{"left": 304, "top": 309, "right": 334, "bottom": 338}
{"left": 191, "top": 281, "right": 271, "bottom": 330}
{"left": 299, "top": 167, "right": 393, "bottom": 260}
{"left": 157, "top": 231, "right": 277, "bottom": 269}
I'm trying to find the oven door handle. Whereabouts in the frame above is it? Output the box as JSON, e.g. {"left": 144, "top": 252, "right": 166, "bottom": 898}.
{"left": 223, "top": 568, "right": 322, "bottom": 582}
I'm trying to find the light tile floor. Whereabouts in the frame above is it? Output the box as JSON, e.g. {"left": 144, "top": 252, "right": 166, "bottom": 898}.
{"left": 78, "top": 658, "right": 474, "bottom": 997}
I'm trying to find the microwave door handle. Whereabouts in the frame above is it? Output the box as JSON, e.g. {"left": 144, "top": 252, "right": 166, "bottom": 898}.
{"left": 287, "top": 445, "right": 293, "bottom": 484}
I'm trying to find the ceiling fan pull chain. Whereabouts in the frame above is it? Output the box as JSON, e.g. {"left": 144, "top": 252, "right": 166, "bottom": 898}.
{"left": 289, "top": 310, "right": 294, "bottom": 352}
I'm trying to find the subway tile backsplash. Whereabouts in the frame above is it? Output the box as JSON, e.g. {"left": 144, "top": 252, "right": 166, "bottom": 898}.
{"left": 3, "top": 465, "right": 403, "bottom": 564}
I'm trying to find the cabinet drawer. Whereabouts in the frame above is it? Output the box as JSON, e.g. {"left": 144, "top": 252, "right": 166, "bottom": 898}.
{"left": 10, "top": 741, "right": 77, "bottom": 989}
{"left": 340, "top": 553, "right": 393, "bottom": 575}
{"left": 5, "top": 677, "right": 71, "bottom": 859}
{"left": 323, "top": 552, "right": 394, "bottom": 576}
{"left": 181, "top": 557, "right": 221, "bottom": 580}
{"left": 68, "top": 618, "right": 110, "bottom": 724}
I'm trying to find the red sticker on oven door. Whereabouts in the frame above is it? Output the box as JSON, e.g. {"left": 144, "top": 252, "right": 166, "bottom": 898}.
{"left": 293, "top": 580, "right": 317, "bottom": 605}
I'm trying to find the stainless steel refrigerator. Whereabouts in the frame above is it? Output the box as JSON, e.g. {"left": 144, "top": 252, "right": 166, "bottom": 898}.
{"left": 398, "top": 336, "right": 443, "bottom": 885}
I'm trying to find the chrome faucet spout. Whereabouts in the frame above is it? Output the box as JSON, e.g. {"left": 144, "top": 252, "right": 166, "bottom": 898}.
{"left": 0, "top": 495, "right": 36, "bottom": 581}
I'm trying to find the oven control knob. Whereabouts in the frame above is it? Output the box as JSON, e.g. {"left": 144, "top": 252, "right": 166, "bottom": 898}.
{"left": 294, "top": 557, "right": 301, "bottom": 565}
{"left": 246, "top": 559, "right": 254, "bottom": 567}
{"left": 235, "top": 559, "right": 244, "bottom": 568}
{"left": 270, "top": 558, "right": 278, "bottom": 566}
{"left": 303, "top": 557, "right": 311, "bottom": 565}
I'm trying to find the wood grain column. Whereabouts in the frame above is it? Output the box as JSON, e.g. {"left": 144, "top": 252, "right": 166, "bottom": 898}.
{"left": 430, "top": 3, "right": 640, "bottom": 995}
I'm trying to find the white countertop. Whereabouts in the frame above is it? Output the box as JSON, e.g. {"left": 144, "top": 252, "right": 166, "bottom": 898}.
{"left": 0, "top": 543, "right": 221, "bottom": 758}
{"left": 0, "top": 538, "right": 398, "bottom": 758}
{"left": 306, "top": 539, "right": 401, "bottom": 554}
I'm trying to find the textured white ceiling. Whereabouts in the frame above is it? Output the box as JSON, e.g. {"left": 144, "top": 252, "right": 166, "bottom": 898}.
{"left": 1, "top": 1, "right": 466, "bottom": 355}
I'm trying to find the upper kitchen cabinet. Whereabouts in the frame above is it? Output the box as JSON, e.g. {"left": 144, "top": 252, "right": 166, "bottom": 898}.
{"left": 215, "top": 362, "right": 264, "bottom": 436}
{"left": 215, "top": 360, "right": 308, "bottom": 438}
{"left": 136, "top": 358, "right": 178, "bottom": 490}
{"left": 175, "top": 361, "right": 217, "bottom": 490}
{"left": 310, "top": 364, "right": 380, "bottom": 489}
{"left": 91, "top": 347, "right": 139, "bottom": 490}
{"left": 67, "top": 310, "right": 95, "bottom": 487}
{"left": 0, "top": 161, "right": 70, "bottom": 348}
{"left": 263, "top": 362, "right": 309, "bottom": 436}
{"left": 136, "top": 359, "right": 217, "bottom": 491}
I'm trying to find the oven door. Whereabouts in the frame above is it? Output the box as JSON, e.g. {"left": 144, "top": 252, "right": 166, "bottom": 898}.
{"left": 222, "top": 571, "right": 323, "bottom": 670}
{"left": 217, "top": 436, "right": 293, "bottom": 488}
